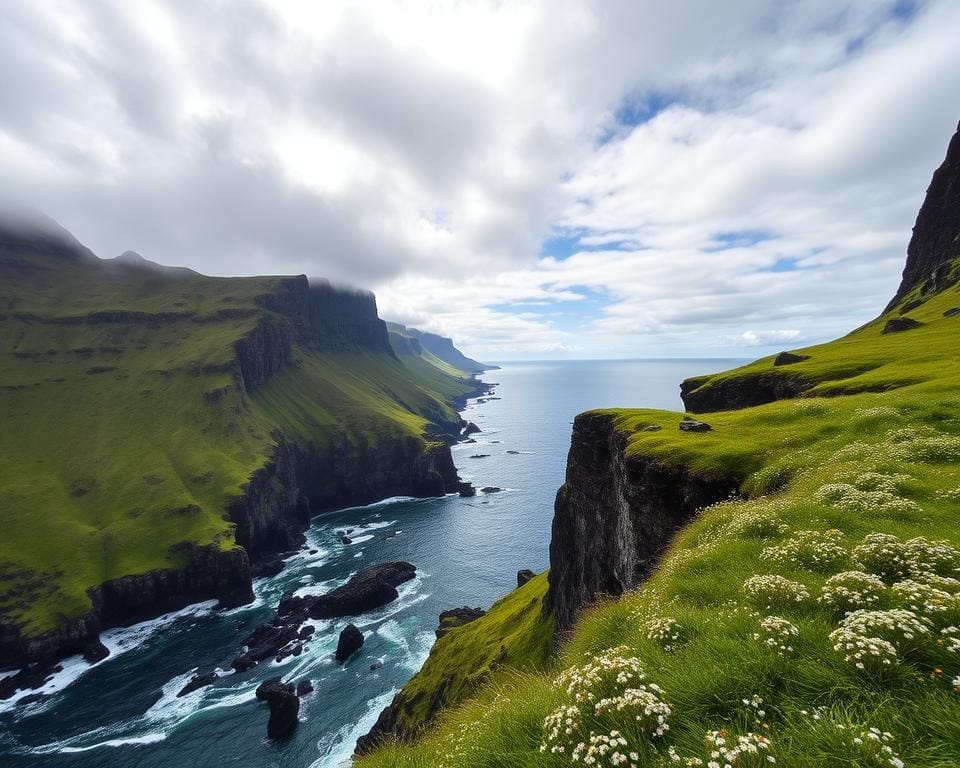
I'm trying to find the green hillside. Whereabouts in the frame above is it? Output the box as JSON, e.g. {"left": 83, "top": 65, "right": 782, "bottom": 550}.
{"left": 0, "top": 219, "right": 480, "bottom": 657}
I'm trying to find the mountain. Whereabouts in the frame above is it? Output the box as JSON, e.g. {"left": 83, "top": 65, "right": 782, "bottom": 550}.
{"left": 357, "top": 121, "right": 960, "bottom": 766}
{"left": 386, "top": 321, "right": 497, "bottom": 375}
{"left": 0, "top": 218, "right": 485, "bottom": 671}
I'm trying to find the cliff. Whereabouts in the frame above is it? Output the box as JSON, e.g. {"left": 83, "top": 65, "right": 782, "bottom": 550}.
{"left": 0, "top": 217, "right": 481, "bottom": 674}
{"left": 386, "top": 321, "right": 495, "bottom": 373}
{"left": 546, "top": 412, "right": 742, "bottom": 633}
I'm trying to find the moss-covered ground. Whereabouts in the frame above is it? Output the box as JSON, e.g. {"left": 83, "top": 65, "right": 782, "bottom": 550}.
{"left": 359, "top": 275, "right": 960, "bottom": 767}
{"left": 0, "top": 249, "right": 478, "bottom": 639}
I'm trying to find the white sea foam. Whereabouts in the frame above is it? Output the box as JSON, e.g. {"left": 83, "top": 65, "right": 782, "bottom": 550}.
{"left": 0, "top": 600, "right": 218, "bottom": 714}
{"left": 309, "top": 688, "right": 399, "bottom": 768}
{"left": 348, "top": 534, "right": 374, "bottom": 544}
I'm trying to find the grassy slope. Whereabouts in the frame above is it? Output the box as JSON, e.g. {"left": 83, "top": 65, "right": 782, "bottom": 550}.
{"left": 359, "top": 275, "right": 960, "bottom": 767}
{"left": 0, "top": 250, "right": 478, "bottom": 638}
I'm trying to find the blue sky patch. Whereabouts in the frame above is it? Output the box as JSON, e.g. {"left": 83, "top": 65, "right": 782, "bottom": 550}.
{"left": 706, "top": 229, "right": 776, "bottom": 251}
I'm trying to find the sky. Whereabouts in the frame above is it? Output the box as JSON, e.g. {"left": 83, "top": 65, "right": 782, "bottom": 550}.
{"left": 1, "top": 1, "right": 958, "bottom": 361}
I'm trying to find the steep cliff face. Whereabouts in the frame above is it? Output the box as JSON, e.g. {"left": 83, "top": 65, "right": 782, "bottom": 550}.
{"left": 546, "top": 412, "right": 741, "bottom": 634}
{"left": 680, "top": 371, "right": 810, "bottom": 413}
{"left": 887, "top": 120, "right": 960, "bottom": 311}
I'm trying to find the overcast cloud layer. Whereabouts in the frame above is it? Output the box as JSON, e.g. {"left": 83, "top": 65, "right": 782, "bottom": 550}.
{"left": 2, "top": 0, "right": 958, "bottom": 359}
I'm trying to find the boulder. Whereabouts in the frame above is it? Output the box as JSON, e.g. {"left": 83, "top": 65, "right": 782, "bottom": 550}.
{"left": 679, "top": 418, "right": 712, "bottom": 432}
{"left": 278, "top": 561, "right": 417, "bottom": 621}
{"left": 773, "top": 351, "right": 810, "bottom": 366}
{"left": 177, "top": 671, "right": 218, "bottom": 697}
{"left": 369, "top": 661, "right": 384, "bottom": 672}
{"left": 255, "top": 678, "right": 299, "bottom": 739}
{"left": 480, "top": 486, "right": 501, "bottom": 494}
{"left": 469, "top": 454, "right": 490, "bottom": 459}
{"left": 517, "top": 569, "right": 535, "bottom": 587}
{"left": 506, "top": 450, "right": 520, "bottom": 454}
{"left": 340, "top": 534, "right": 353, "bottom": 545}
{"left": 335, "top": 623, "right": 364, "bottom": 662}
{"left": 456, "top": 481, "right": 476, "bottom": 497}
{"left": 462, "top": 422, "right": 481, "bottom": 437}
{"left": 882, "top": 317, "right": 922, "bottom": 334}
{"left": 944, "top": 307, "right": 960, "bottom": 317}
{"left": 436, "top": 607, "right": 485, "bottom": 638}
{"left": 296, "top": 679, "right": 314, "bottom": 696}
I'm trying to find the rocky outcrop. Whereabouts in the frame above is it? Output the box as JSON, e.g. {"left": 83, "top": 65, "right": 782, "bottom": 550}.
{"left": 436, "top": 607, "right": 485, "bottom": 638}
{"left": 680, "top": 371, "right": 810, "bottom": 413}
{"left": 773, "top": 351, "right": 810, "bottom": 366}
{"left": 517, "top": 569, "right": 535, "bottom": 587}
{"left": 546, "top": 412, "right": 742, "bottom": 634}
{"left": 882, "top": 317, "right": 922, "bottom": 334}
{"left": 886, "top": 120, "right": 960, "bottom": 311}
{"left": 255, "top": 677, "right": 300, "bottom": 739}
{"left": 336, "top": 623, "right": 365, "bottom": 662}
{"left": 278, "top": 562, "right": 416, "bottom": 621}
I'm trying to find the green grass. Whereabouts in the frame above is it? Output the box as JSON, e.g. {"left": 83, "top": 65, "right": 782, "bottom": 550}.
{"left": 375, "top": 572, "right": 554, "bottom": 742}
{"left": 0, "top": 248, "right": 479, "bottom": 638}
{"left": 358, "top": 271, "right": 960, "bottom": 767}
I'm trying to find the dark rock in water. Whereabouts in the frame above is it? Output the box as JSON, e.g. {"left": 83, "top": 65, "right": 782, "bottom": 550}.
{"left": 944, "top": 307, "right": 960, "bottom": 317}
{"left": 237, "top": 622, "right": 299, "bottom": 667}
{"left": 336, "top": 623, "right": 364, "bottom": 662}
{"left": 177, "top": 671, "right": 217, "bottom": 697}
{"left": 298, "top": 625, "right": 315, "bottom": 640}
{"left": 506, "top": 450, "right": 520, "bottom": 454}
{"left": 462, "top": 422, "right": 481, "bottom": 437}
{"left": 461, "top": 437, "right": 477, "bottom": 443}
{"left": 773, "top": 351, "right": 810, "bottom": 366}
{"left": 490, "top": 440, "right": 500, "bottom": 444}
{"left": 517, "top": 569, "right": 535, "bottom": 587}
{"left": 278, "top": 561, "right": 416, "bottom": 621}
{"left": 309, "top": 549, "right": 318, "bottom": 555}
{"left": 251, "top": 554, "right": 285, "bottom": 578}
{"left": 255, "top": 677, "right": 299, "bottom": 739}
{"left": 340, "top": 534, "right": 353, "bottom": 545}
{"left": 679, "top": 418, "right": 712, "bottom": 432}
{"left": 469, "top": 454, "right": 490, "bottom": 459}
{"left": 882, "top": 317, "right": 922, "bottom": 334}
{"left": 456, "top": 481, "right": 476, "bottom": 497}
{"left": 231, "top": 654, "right": 256, "bottom": 672}
{"left": 82, "top": 640, "right": 110, "bottom": 663}
{"left": 436, "top": 607, "right": 485, "bottom": 638}
{"left": 480, "top": 486, "right": 501, "bottom": 494}
{"left": 0, "top": 662, "right": 63, "bottom": 701}
{"left": 369, "top": 661, "right": 384, "bottom": 671}
{"left": 296, "top": 679, "right": 314, "bottom": 696}
{"left": 346, "top": 529, "right": 354, "bottom": 534}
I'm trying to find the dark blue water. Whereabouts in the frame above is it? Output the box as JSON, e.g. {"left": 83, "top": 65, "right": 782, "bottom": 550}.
{"left": 0, "top": 359, "right": 743, "bottom": 768}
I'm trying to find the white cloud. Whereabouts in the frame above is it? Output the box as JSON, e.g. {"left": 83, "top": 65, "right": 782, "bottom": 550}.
{"left": 1, "top": 0, "right": 958, "bottom": 359}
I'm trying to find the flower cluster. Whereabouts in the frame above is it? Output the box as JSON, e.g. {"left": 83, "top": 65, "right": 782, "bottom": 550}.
{"left": 813, "top": 483, "right": 918, "bottom": 518}
{"left": 742, "top": 574, "right": 810, "bottom": 609}
{"left": 935, "top": 487, "right": 960, "bottom": 501}
{"left": 839, "top": 608, "right": 931, "bottom": 653}
{"left": 761, "top": 529, "right": 848, "bottom": 572}
{"left": 556, "top": 647, "right": 646, "bottom": 703}
{"left": 852, "top": 406, "right": 900, "bottom": 422}
{"left": 892, "top": 579, "right": 958, "bottom": 619}
{"left": 753, "top": 616, "right": 799, "bottom": 656}
{"left": 849, "top": 727, "right": 904, "bottom": 768}
{"left": 723, "top": 506, "right": 789, "bottom": 539}
{"left": 571, "top": 730, "right": 639, "bottom": 767}
{"left": 542, "top": 648, "right": 671, "bottom": 763}
{"left": 939, "top": 626, "right": 960, "bottom": 655}
{"left": 818, "top": 571, "right": 886, "bottom": 614}
{"left": 851, "top": 533, "right": 960, "bottom": 583}
{"left": 663, "top": 730, "right": 774, "bottom": 767}
{"left": 644, "top": 617, "right": 684, "bottom": 652}
{"left": 886, "top": 427, "right": 960, "bottom": 463}
{"left": 829, "top": 627, "right": 899, "bottom": 672}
